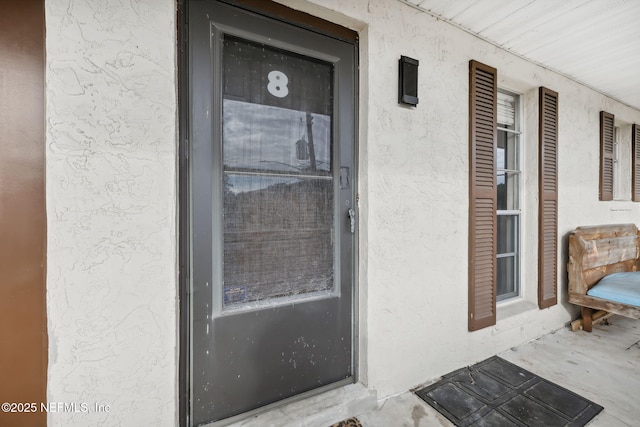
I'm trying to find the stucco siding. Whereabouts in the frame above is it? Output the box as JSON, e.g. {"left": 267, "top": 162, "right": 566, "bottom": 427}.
{"left": 42, "top": 0, "right": 640, "bottom": 423}
{"left": 45, "top": 0, "right": 178, "bottom": 425}
{"left": 280, "top": 0, "right": 640, "bottom": 398}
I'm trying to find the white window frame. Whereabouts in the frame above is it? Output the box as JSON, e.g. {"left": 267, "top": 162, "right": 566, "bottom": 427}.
{"left": 496, "top": 89, "right": 522, "bottom": 302}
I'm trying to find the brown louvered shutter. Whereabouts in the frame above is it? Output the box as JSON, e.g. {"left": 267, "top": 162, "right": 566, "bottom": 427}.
{"left": 633, "top": 124, "right": 640, "bottom": 202}
{"left": 538, "top": 87, "right": 559, "bottom": 309}
{"left": 599, "top": 111, "right": 615, "bottom": 201}
{"left": 468, "top": 60, "right": 497, "bottom": 331}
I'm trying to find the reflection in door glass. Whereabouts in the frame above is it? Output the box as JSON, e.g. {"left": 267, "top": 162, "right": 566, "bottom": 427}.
{"left": 223, "top": 100, "right": 331, "bottom": 174}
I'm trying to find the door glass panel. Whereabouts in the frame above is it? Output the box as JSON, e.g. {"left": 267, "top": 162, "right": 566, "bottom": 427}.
{"left": 223, "top": 175, "right": 334, "bottom": 306}
{"left": 221, "top": 35, "right": 335, "bottom": 309}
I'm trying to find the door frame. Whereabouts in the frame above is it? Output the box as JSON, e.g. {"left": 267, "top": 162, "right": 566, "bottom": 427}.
{"left": 178, "top": 1, "right": 360, "bottom": 425}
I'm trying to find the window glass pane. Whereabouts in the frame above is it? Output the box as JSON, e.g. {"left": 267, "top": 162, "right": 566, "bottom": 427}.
{"left": 497, "top": 126, "right": 519, "bottom": 210}
{"left": 497, "top": 171, "right": 519, "bottom": 210}
{"left": 497, "top": 214, "right": 518, "bottom": 254}
{"left": 497, "top": 256, "right": 517, "bottom": 299}
{"left": 497, "top": 130, "right": 519, "bottom": 170}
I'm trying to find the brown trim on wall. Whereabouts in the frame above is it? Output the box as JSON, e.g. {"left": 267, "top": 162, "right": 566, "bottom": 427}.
{"left": 632, "top": 124, "right": 640, "bottom": 202}
{"left": 538, "top": 87, "right": 559, "bottom": 309}
{"left": 0, "top": 1, "right": 47, "bottom": 426}
{"left": 468, "top": 60, "right": 497, "bottom": 332}
{"left": 599, "top": 111, "right": 615, "bottom": 201}
{"left": 218, "top": 0, "right": 358, "bottom": 43}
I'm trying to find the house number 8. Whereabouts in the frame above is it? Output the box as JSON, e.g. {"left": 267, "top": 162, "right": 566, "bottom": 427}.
{"left": 267, "top": 70, "right": 289, "bottom": 98}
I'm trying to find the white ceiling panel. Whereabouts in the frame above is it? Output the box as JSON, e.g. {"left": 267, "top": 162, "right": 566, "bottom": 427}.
{"left": 452, "top": 0, "right": 538, "bottom": 34}
{"left": 402, "top": 0, "right": 640, "bottom": 110}
{"left": 416, "top": 0, "right": 483, "bottom": 17}
{"left": 481, "top": 1, "right": 585, "bottom": 43}
{"left": 505, "top": 1, "right": 638, "bottom": 53}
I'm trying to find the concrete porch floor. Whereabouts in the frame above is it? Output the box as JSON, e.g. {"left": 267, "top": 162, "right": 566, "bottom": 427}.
{"left": 232, "top": 315, "right": 640, "bottom": 427}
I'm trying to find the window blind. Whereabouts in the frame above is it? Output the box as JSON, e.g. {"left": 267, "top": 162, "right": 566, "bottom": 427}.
{"left": 497, "top": 91, "right": 516, "bottom": 127}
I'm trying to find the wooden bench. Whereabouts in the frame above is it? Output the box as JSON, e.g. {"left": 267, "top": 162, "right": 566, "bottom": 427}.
{"left": 568, "top": 224, "right": 640, "bottom": 332}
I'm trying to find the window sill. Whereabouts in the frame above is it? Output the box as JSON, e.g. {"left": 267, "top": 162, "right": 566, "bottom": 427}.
{"left": 496, "top": 298, "right": 538, "bottom": 322}
{"left": 490, "top": 299, "right": 539, "bottom": 335}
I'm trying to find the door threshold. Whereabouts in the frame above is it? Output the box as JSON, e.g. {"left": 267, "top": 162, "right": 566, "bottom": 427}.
{"left": 202, "top": 381, "right": 377, "bottom": 427}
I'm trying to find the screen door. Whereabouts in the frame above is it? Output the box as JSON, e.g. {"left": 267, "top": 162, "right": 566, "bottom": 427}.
{"left": 187, "top": 1, "right": 357, "bottom": 424}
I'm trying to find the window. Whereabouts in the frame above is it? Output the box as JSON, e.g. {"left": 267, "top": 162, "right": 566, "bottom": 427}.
{"left": 468, "top": 59, "right": 558, "bottom": 330}
{"left": 602, "top": 117, "right": 638, "bottom": 202}
{"left": 496, "top": 90, "right": 521, "bottom": 301}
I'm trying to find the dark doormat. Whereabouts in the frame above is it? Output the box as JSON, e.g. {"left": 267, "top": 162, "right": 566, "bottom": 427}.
{"left": 414, "top": 356, "right": 603, "bottom": 427}
{"left": 330, "top": 417, "right": 362, "bottom": 427}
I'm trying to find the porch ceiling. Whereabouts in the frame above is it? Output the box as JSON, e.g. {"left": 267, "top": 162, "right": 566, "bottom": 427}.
{"left": 402, "top": 0, "right": 640, "bottom": 111}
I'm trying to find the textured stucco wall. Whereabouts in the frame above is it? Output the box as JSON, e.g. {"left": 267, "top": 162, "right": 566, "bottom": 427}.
{"left": 279, "top": 0, "right": 640, "bottom": 399}
{"left": 45, "top": 0, "right": 177, "bottom": 425}
{"left": 43, "top": 0, "right": 640, "bottom": 421}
